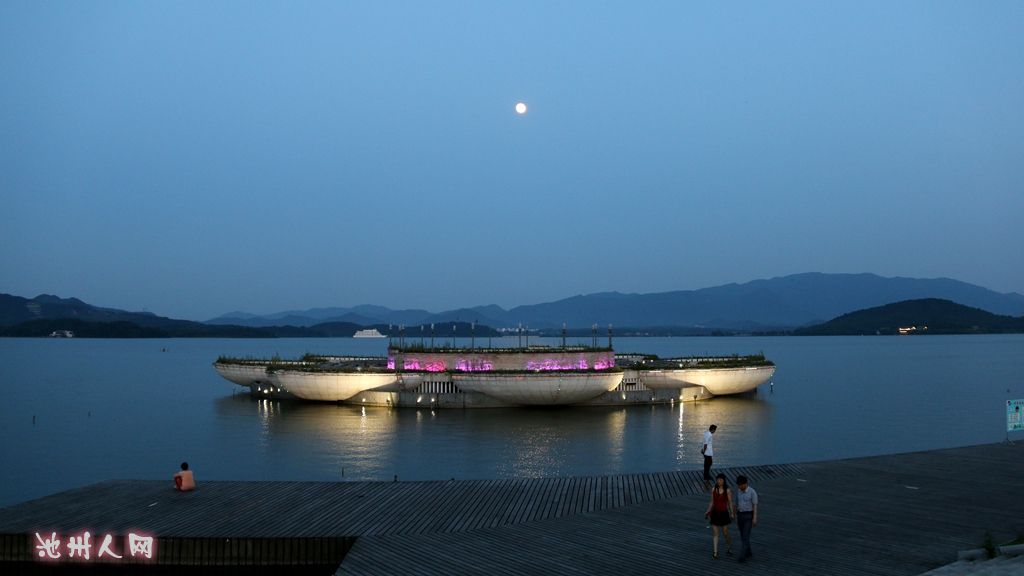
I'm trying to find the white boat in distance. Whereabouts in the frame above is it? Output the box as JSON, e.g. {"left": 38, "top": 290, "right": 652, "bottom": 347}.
{"left": 353, "top": 328, "right": 385, "bottom": 338}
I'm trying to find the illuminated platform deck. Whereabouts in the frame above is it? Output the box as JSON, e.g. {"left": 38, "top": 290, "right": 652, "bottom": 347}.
{"left": 2, "top": 443, "right": 1021, "bottom": 574}
{"left": 214, "top": 349, "right": 775, "bottom": 406}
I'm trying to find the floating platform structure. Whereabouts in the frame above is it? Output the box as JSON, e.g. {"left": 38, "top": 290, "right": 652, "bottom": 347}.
{"left": 214, "top": 346, "right": 775, "bottom": 407}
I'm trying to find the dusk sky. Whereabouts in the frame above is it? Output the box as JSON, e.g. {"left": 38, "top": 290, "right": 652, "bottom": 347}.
{"left": 2, "top": 1, "right": 1022, "bottom": 321}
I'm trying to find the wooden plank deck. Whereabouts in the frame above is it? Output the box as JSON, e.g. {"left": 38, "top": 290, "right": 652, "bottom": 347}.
{"left": 2, "top": 443, "right": 1022, "bottom": 573}
{"left": 0, "top": 462, "right": 793, "bottom": 569}
{"left": 337, "top": 443, "right": 1024, "bottom": 576}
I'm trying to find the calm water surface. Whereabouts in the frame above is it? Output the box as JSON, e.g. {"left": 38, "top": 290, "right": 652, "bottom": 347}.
{"left": 2, "top": 335, "right": 1021, "bottom": 507}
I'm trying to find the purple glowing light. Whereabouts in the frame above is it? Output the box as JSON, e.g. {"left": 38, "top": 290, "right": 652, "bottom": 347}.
{"left": 455, "top": 359, "right": 495, "bottom": 372}
{"left": 387, "top": 357, "right": 447, "bottom": 372}
{"left": 525, "top": 359, "right": 589, "bottom": 371}
{"left": 401, "top": 360, "right": 446, "bottom": 372}
{"left": 388, "top": 353, "right": 614, "bottom": 372}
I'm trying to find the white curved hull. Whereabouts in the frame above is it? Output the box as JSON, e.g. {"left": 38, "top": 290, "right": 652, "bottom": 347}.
{"left": 214, "top": 363, "right": 270, "bottom": 386}
{"left": 640, "top": 366, "right": 774, "bottom": 396}
{"left": 452, "top": 372, "right": 623, "bottom": 405}
{"left": 269, "top": 371, "right": 399, "bottom": 402}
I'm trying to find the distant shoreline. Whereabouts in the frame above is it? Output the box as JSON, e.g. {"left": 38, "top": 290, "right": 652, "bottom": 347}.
{"left": 3, "top": 298, "right": 1022, "bottom": 338}
{"left": 4, "top": 327, "right": 1019, "bottom": 336}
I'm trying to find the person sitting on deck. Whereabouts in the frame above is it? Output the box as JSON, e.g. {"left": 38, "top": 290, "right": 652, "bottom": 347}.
{"left": 174, "top": 461, "right": 195, "bottom": 491}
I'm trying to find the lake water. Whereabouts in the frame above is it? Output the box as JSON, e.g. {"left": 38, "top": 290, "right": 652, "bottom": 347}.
{"left": 1, "top": 335, "right": 1021, "bottom": 508}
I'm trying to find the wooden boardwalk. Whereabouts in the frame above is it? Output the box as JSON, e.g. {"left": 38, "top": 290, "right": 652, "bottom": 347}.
{"left": 1, "top": 443, "right": 1022, "bottom": 574}
{"left": 0, "top": 463, "right": 796, "bottom": 570}
{"left": 339, "top": 443, "right": 1024, "bottom": 575}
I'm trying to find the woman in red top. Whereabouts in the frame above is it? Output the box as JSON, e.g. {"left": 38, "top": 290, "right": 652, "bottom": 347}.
{"left": 704, "top": 473, "right": 735, "bottom": 559}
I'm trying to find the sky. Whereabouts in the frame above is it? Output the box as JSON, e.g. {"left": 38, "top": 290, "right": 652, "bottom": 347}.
{"left": 2, "top": 1, "right": 1022, "bottom": 321}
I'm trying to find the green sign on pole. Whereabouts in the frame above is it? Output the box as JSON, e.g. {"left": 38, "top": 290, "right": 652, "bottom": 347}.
{"left": 1008, "top": 399, "right": 1024, "bottom": 433}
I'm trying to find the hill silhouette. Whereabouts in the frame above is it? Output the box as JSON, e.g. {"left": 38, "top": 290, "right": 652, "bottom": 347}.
{"left": 795, "top": 298, "right": 1024, "bottom": 335}
{"left": 6, "top": 272, "right": 1024, "bottom": 336}
{"left": 207, "top": 273, "right": 1024, "bottom": 330}
{"left": 0, "top": 294, "right": 499, "bottom": 338}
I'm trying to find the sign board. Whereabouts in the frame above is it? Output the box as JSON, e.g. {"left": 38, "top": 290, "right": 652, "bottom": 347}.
{"left": 1008, "top": 399, "right": 1024, "bottom": 433}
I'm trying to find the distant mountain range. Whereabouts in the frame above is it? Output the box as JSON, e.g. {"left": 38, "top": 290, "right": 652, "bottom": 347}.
{"left": 3, "top": 273, "right": 1023, "bottom": 337}
{"left": 0, "top": 293, "right": 270, "bottom": 337}
{"left": 208, "top": 273, "right": 1024, "bottom": 331}
{"left": 0, "top": 293, "right": 497, "bottom": 338}
{"left": 796, "top": 298, "right": 1024, "bottom": 335}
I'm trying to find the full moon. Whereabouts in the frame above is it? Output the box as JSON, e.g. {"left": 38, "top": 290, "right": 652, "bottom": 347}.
{"left": 515, "top": 102, "right": 527, "bottom": 114}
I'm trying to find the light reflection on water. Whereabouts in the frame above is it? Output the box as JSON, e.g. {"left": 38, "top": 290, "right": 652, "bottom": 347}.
{"left": 2, "top": 335, "right": 1022, "bottom": 507}
{"left": 213, "top": 389, "right": 776, "bottom": 481}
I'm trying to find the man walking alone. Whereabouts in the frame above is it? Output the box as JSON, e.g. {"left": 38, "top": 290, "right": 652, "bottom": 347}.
{"left": 702, "top": 424, "right": 717, "bottom": 482}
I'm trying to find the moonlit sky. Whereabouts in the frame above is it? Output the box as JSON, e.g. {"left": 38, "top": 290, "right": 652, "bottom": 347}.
{"left": 2, "top": 1, "right": 1022, "bottom": 320}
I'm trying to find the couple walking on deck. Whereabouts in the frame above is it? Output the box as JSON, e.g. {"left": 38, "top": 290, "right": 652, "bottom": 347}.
{"left": 701, "top": 424, "right": 759, "bottom": 562}
{"left": 704, "top": 473, "right": 759, "bottom": 562}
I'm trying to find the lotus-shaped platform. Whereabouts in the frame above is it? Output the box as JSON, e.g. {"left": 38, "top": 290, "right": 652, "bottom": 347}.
{"left": 641, "top": 365, "right": 775, "bottom": 396}
{"left": 213, "top": 362, "right": 270, "bottom": 387}
{"left": 269, "top": 370, "right": 399, "bottom": 402}
{"left": 452, "top": 371, "right": 623, "bottom": 405}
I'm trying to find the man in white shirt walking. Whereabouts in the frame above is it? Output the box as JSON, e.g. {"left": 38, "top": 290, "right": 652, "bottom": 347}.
{"left": 702, "top": 424, "right": 717, "bottom": 482}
